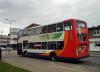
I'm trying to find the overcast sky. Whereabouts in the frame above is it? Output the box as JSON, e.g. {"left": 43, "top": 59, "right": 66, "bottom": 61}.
{"left": 0, "top": 0, "right": 100, "bottom": 35}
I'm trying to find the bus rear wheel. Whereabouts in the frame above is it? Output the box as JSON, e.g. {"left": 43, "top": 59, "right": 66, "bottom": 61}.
{"left": 22, "top": 51, "right": 27, "bottom": 57}
{"left": 50, "top": 52, "right": 57, "bottom": 61}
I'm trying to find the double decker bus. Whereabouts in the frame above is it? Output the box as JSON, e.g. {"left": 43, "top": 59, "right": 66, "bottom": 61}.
{"left": 17, "top": 19, "right": 89, "bottom": 61}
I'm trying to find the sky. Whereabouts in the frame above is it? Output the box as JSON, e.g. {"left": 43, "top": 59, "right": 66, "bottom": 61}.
{"left": 0, "top": 0, "right": 100, "bottom": 35}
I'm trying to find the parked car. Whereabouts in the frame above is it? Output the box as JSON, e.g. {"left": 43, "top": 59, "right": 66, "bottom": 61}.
{"left": 6, "top": 47, "right": 13, "bottom": 50}
{"left": 0, "top": 47, "right": 6, "bottom": 51}
{"left": 0, "top": 47, "right": 13, "bottom": 51}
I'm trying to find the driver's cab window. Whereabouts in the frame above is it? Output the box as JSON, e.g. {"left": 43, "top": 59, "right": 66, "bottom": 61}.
{"left": 64, "top": 21, "right": 72, "bottom": 30}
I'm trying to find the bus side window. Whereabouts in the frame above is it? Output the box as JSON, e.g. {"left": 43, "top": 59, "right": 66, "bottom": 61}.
{"left": 32, "top": 28, "right": 35, "bottom": 35}
{"left": 42, "top": 42, "right": 47, "bottom": 49}
{"left": 38, "top": 27, "right": 42, "bottom": 34}
{"left": 23, "top": 41, "right": 28, "bottom": 49}
{"left": 57, "top": 23, "right": 63, "bottom": 32}
{"left": 47, "top": 24, "right": 56, "bottom": 33}
{"left": 41, "top": 26, "right": 47, "bottom": 34}
{"left": 22, "top": 30, "right": 28, "bottom": 36}
{"left": 57, "top": 41, "right": 64, "bottom": 50}
{"left": 28, "top": 29, "right": 32, "bottom": 35}
{"left": 28, "top": 43, "right": 34, "bottom": 49}
{"left": 34, "top": 42, "right": 41, "bottom": 49}
{"left": 35, "top": 27, "right": 41, "bottom": 35}
{"left": 48, "top": 42, "right": 56, "bottom": 50}
{"left": 64, "top": 21, "right": 72, "bottom": 30}
{"left": 34, "top": 28, "right": 38, "bottom": 35}
{"left": 18, "top": 30, "right": 23, "bottom": 37}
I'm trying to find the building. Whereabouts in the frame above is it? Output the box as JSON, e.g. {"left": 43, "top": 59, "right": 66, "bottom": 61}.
{"left": 0, "top": 28, "right": 20, "bottom": 49}
{"left": 0, "top": 35, "right": 10, "bottom": 48}
{"left": 89, "top": 25, "right": 100, "bottom": 51}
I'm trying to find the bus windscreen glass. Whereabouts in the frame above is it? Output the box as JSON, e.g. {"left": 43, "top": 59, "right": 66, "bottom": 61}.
{"left": 77, "top": 21, "right": 86, "bottom": 28}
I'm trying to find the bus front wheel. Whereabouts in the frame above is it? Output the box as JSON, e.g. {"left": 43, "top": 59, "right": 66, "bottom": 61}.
{"left": 50, "top": 52, "right": 57, "bottom": 61}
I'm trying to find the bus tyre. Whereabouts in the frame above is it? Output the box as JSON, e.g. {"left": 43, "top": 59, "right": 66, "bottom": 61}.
{"left": 22, "top": 51, "right": 27, "bottom": 57}
{"left": 50, "top": 53, "right": 57, "bottom": 61}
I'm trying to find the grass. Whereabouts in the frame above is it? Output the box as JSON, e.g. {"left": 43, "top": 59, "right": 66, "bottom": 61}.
{"left": 0, "top": 61, "right": 30, "bottom": 72}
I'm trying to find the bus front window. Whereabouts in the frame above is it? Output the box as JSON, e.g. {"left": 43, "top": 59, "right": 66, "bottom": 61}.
{"left": 77, "top": 21, "right": 86, "bottom": 28}
{"left": 64, "top": 21, "right": 72, "bottom": 30}
{"left": 77, "top": 21, "right": 87, "bottom": 41}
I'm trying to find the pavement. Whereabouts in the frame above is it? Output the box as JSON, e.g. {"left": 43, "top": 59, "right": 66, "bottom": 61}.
{"left": 1, "top": 50, "right": 100, "bottom": 72}
{"left": 90, "top": 51, "right": 100, "bottom": 57}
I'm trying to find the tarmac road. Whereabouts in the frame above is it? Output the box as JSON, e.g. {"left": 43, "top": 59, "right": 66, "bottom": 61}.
{"left": 2, "top": 51, "right": 100, "bottom": 72}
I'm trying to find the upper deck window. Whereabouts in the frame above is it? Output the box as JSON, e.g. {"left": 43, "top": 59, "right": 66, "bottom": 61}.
{"left": 77, "top": 21, "right": 86, "bottom": 28}
{"left": 35, "top": 27, "right": 42, "bottom": 35}
{"left": 28, "top": 29, "right": 32, "bottom": 35}
{"left": 47, "top": 24, "right": 56, "bottom": 33}
{"left": 41, "top": 26, "right": 47, "bottom": 34}
{"left": 22, "top": 30, "right": 28, "bottom": 36}
{"left": 18, "top": 30, "right": 23, "bottom": 37}
{"left": 64, "top": 21, "right": 72, "bottom": 30}
{"left": 57, "top": 23, "right": 63, "bottom": 32}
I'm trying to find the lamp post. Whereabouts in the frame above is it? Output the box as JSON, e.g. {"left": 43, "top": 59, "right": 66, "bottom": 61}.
{"left": 0, "top": 31, "right": 3, "bottom": 43}
{"left": 5, "top": 19, "right": 15, "bottom": 52}
{"left": 0, "top": 30, "right": 3, "bottom": 47}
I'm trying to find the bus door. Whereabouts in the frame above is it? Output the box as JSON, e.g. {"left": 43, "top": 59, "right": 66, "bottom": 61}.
{"left": 17, "top": 43, "right": 22, "bottom": 55}
{"left": 23, "top": 40, "right": 28, "bottom": 49}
